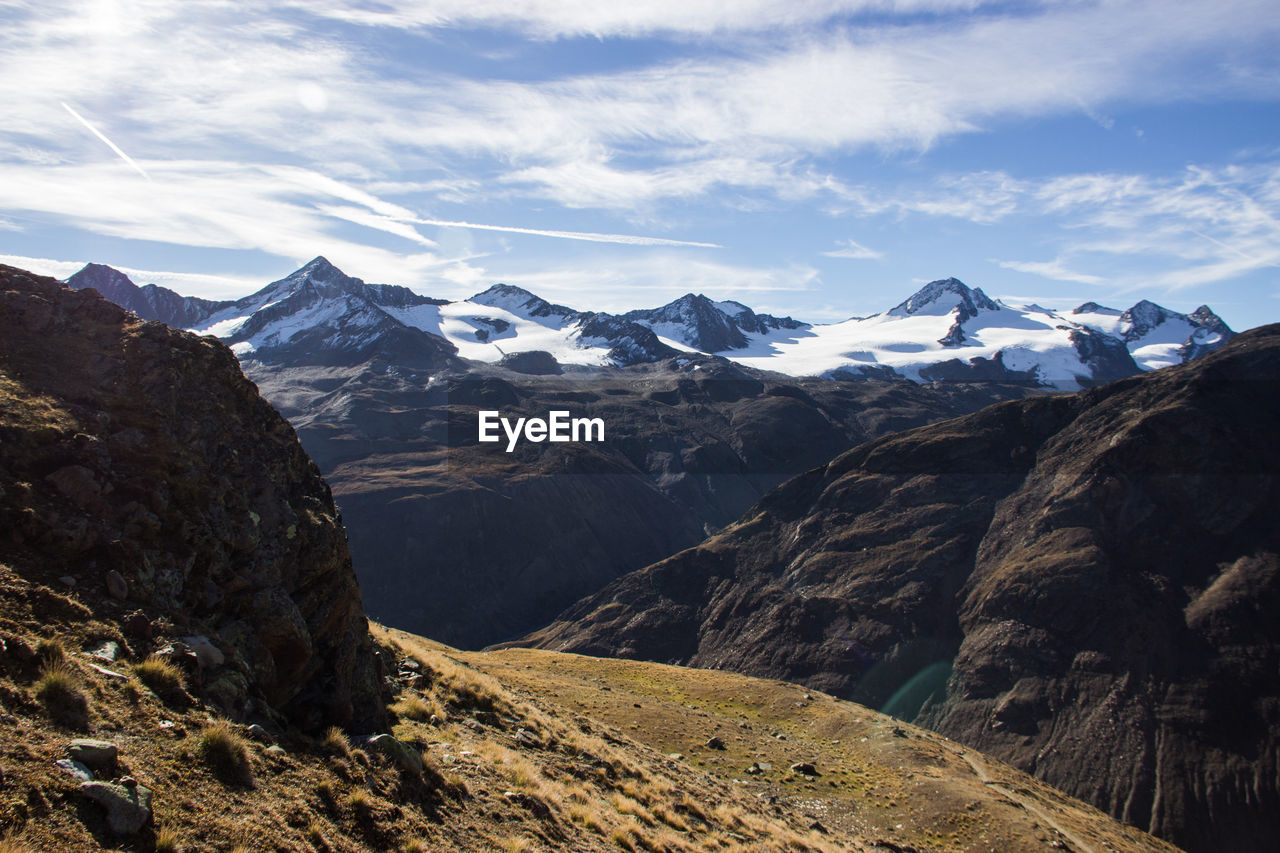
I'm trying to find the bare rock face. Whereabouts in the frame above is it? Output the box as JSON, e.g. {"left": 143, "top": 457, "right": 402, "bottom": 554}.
{"left": 523, "top": 325, "right": 1280, "bottom": 850}
{"left": 0, "top": 265, "right": 383, "bottom": 731}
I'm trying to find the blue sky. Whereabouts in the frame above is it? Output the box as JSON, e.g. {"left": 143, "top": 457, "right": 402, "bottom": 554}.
{"left": 1, "top": 1, "right": 1278, "bottom": 328}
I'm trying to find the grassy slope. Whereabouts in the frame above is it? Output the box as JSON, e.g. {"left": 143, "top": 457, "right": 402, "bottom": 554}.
{"left": 0, "top": 560, "right": 1177, "bottom": 852}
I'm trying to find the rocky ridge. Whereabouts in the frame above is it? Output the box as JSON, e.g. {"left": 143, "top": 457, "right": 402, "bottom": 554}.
{"left": 0, "top": 264, "right": 383, "bottom": 730}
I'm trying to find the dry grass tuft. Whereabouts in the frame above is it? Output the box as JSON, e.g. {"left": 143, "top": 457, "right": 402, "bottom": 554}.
{"left": 500, "top": 836, "right": 532, "bottom": 853}
{"left": 131, "top": 655, "right": 184, "bottom": 696}
{"left": 0, "top": 839, "right": 33, "bottom": 853}
{"left": 321, "top": 725, "right": 350, "bottom": 759}
{"left": 346, "top": 786, "right": 372, "bottom": 815}
{"left": 153, "top": 826, "right": 182, "bottom": 853}
{"left": 392, "top": 693, "right": 443, "bottom": 723}
{"left": 196, "top": 720, "right": 252, "bottom": 785}
{"left": 34, "top": 660, "right": 88, "bottom": 728}
{"left": 35, "top": 638, "right": 65, "bottom": 664}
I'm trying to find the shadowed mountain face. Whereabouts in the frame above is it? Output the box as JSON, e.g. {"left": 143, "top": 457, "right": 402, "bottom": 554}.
{"left": 247, "top": 354, "right": 1040, "bottom": 650}
{"left": 521, "top": 325, "right": 1280, "bottom": 851}
{"left": 0, "top": 266, "right": 384, "bottom": 731}
{"left": 66, "top": 263, "right": 234, "bottom": 328}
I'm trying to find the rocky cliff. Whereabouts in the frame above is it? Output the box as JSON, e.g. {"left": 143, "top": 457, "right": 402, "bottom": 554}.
{"left": 522, "top": 324, "right": 1280, "bottom": 851}
{"left": 0, "top": 265, "right": 383, "bottom": 731}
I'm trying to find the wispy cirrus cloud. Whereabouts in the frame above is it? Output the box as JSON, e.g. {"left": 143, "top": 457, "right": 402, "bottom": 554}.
{"left": 985, "top": 162, "right": 1280, "bottom": 291}
{"left": 823, "top": 239, "right": 883, "bottom": 260}
{"left": 996, "top": 257, "right": 1104, "bottom": 285}
{"left": 287, "top": 0, "right": 997, "bottom": 39}
{"left": 2, "top": 0, "right": 1279, "bottom": 320}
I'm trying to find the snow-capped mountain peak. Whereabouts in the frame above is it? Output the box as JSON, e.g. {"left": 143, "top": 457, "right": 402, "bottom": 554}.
{"left": 1120, "top": 299, "right": 1175, "bottom": 341}
{"left": 469, "top": 283, "right": 573, "bottom": 319}
{"left": 1072, "top": 301, "right": 1122, "bottom": 317}
{"left": 69, "top": 260, "right": 1237, "bottom": 388}
{"left": 889, "top": 278, "right": 1001, "bottom": 318}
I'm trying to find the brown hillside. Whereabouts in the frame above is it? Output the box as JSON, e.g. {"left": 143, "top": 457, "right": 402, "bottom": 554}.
{"left": 520, "top": 325, "right": 1280, "bottom": 851}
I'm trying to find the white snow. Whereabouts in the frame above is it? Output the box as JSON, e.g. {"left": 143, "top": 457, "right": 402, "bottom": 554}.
{"left": 195, "top": 314, "right": 252, "bottom": 338}
{"left": 387, "top": 299, "right": 614, "bottom": 365}
{"left": 189, "top": 265, "right": 1219, "bottom": 387}
{"left": 727, "top": 302, "right": 1092, "bottom": 386}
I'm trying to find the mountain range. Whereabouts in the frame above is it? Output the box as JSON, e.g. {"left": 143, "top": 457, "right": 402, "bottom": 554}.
{"left": 5, "top": 264, "right": 1183, "bottom": 851}
{"left": 68, "top": 257, "right": 1233, "bottom": 388}
{"left": 58, "top": 256, "right": 1270, "bottom": 849}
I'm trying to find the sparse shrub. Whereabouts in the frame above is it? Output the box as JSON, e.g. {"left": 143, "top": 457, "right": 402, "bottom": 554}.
{"left": 196, "top": 720, "right": 252, "bottom": 784}
{"left": 321, "top": 725, "right": 350, "bottom": 759}
{"left": 611, "top": 793, "right": 656, "bottom": 827}
{"left": 131, "top": 655, "right": 184, "bottom": 696}
{"left": 392, "top": 694, "right": 435, "bottom": 722}
{"left": 347, "top": 786, "right": 371, "bottom": 812}
{"left": 35, "top": 638, "right": 65, "bottom": 664}
{"left": 610, "top": 822, "right": 643, "bottom": 851}
{"left": 675, "top": 794, "right": 708, "bottom": 823}
{"left": 652, "top": 805, "right": 688, "bottom": 832}
{"left": 501, "top": 837, "right": 532, "bottom": 853}
{"left": 153, "top": 826, "right": 182, "bottom": 853}
{"left": 568, "top": 803, "right": 606, "bottom": 835}
{"left": 314, "top": 779, "right": 336, "bottom": 810}
{"left": 34, "top": 660, "right": 89, "bottom": 728}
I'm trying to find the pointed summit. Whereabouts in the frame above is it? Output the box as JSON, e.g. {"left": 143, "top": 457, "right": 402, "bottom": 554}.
{"left": 625, "top": 293, "right": 748, "bottom": 352}
{"left": 1119, "top": 299, "right": 1175, "bottom": 341}
{"left": 1073, "top": 301, "right": 1121, "bottom": 316}
{"left": 66, "top": 263, "right": 232, "bottom": 327}
{"left": 67, "top": 262, "right": 137, "bottom": 293}
{"left": 470, "top": 283, "right": 575, "bottom": 319}
{"left": 890, "top": 278, "right": 1000, "bottom": 318}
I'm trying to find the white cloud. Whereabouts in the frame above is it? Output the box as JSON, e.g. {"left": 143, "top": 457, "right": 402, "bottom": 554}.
{"left": 996, "top": 258, "right": 1104, "bottom": 285}
{"left": 288, "top": 0, "right": 993, "bottom": 39}
{"left": 5, "top": 0, "right": 1279, "bottom": 216}
{"left": 823, "top": 239, "right": 883, "bottom": 260}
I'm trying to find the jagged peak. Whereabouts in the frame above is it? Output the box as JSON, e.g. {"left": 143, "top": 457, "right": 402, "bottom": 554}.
{"left": 890, "top": 278, "right": 999, "bottom": 317}
{"left": 1120, "top": 299, "right": 1174, "bottom": 328}
{"left": 472, "top": 282, "right": 540, "bottom": 301}
{"left": 300, "top": 255, "right": 337, "bottom": 274}
{"left": 67, "top": 262, "right": 137, "bottom": 287}
{"left": 1073, "top": 301, "right": 1120, "bottom": 315}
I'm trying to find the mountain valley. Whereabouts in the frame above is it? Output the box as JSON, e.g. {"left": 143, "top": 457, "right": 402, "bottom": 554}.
{"left": 521, "top": 324, "right": 1280, "bottom": 851}
{"left": 0, "top": 264, "right": 1181, "bottom": 852}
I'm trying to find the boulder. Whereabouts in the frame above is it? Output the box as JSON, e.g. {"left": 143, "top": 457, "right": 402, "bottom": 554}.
{"left": 79, "top": 781, "right": 153, "bottom": 835}
{"left": 66, "top": 739, "right": 117, "bottom": 774}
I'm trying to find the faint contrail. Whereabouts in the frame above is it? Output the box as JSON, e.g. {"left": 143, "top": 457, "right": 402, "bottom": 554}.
{"left": 410, "top": 216, "right": 722, "bottom": 248}
{"left": 61, "top": 102, "right": 151, "bottom": 181}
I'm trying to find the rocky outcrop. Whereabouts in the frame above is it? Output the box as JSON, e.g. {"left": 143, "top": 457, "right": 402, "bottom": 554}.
{"left": 0, "top": 265, "right": 384, "bottom": 731}
{"left": 522, "top": 325, "right": 1280, "bottom": 851}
